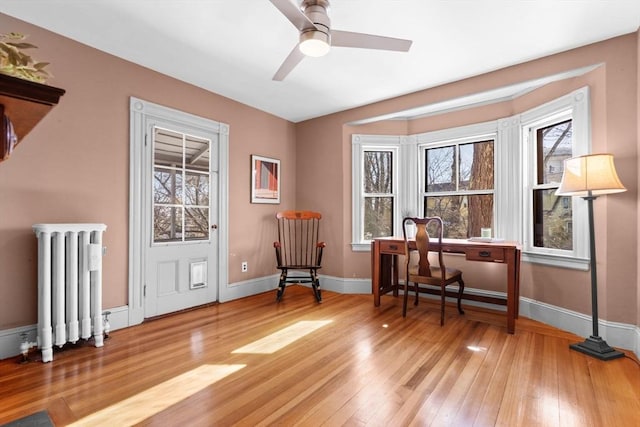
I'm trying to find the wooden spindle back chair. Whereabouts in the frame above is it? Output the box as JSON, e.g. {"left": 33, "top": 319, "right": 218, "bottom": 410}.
{"left": 274, "top": 210, "right": 325, "bottom": 302}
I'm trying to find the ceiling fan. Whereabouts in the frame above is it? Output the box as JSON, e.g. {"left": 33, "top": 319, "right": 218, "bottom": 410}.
{"left": 269, "top": 0, "right": 413, "bottom": 81}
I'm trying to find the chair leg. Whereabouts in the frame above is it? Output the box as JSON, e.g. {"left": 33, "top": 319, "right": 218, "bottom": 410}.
{"left": 311, "top": 269, "right": 322, "bottom": 303}
{"left": 276, "top": 270, "right": 287, "bottom": 302}
{"left": 440, "top": 285, "right": 446, "bottom": 326}
{"left": 414, "top": 282, "right": 419, "bottom": 306}
{"left": 457, "top": 278, "right": 465, "bottom": 315}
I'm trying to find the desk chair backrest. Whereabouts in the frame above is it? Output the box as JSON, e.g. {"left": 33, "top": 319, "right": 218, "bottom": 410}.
{"left": 402, "top": 216, "right": 445, "bottom": 278}
{"left": 275, "top": 210, "right": 323, "bottom": 269}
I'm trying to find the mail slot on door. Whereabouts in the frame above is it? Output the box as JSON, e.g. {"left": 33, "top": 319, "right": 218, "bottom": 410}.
{"left": 465, "top": 247, "right": 505, "bottom": 262}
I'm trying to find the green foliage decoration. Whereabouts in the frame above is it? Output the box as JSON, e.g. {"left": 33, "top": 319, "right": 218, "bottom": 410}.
{"left": 0, "top": 32, "right": 50, "bottom": 83}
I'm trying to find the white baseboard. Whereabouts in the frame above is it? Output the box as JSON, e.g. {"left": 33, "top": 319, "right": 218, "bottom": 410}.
{"left": 0, "top": 305, "right": 130, "bottom": 361}
{"left": 519, "top": 296, "right": 640, "bottom": 357}
{"left": 2, "top": 277, "right": 638, "bottom": 360}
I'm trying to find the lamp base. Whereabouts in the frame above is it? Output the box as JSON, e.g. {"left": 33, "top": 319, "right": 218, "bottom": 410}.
{"left": 570, "top": 336, "right": 624, "bottom": 361}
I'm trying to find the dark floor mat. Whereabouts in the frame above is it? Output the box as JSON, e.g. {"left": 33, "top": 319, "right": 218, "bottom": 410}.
{"left": 1, "top": 411, "right": 54, "bottom": 427}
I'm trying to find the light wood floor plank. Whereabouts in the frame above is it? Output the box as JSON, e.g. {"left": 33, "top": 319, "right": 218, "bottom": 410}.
{"left": 0, "top": 286, "right": 638, "bottom": 427}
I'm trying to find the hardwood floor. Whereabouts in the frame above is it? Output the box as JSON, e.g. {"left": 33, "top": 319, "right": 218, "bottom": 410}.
{"left": 1, "top": 286, "right": 639, "bottom": 426}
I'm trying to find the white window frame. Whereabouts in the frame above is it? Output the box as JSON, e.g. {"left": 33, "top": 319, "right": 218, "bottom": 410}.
{"left": 520, "top": 87, "right": 590, "bottom": 269}
{"left": 350, "top": 87, "right": 590, "bottom": 270}
{"left": 351, "top": 135, "right": 401, "bottom": 251}
{"left": 416, "top": 122, "right": 498, "bottom": 238}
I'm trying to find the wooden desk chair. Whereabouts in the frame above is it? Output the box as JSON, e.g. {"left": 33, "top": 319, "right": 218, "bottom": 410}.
{"left": 274, "top": 210, "right": 325, "bottom": 302}
{"left": 402, "top": 216, "right": 465, "bottom": 325}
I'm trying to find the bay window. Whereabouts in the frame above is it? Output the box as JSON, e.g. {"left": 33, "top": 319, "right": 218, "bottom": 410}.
{"left": 352, "top": 86, "right": 590, "bottom": 269}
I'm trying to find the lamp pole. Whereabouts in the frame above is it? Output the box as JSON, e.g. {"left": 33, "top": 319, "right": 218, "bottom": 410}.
{"left": 569, "top": 192, "right": 623, "bottom": 360}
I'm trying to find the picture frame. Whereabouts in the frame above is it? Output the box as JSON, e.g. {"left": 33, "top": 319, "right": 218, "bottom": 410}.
{"left": 251, "top": 154, "right": 280, "bottom": 204}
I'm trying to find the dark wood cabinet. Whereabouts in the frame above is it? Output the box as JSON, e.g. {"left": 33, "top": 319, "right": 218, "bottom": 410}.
{"left": 0, "top": 73, "right": 65, "bottom": 162}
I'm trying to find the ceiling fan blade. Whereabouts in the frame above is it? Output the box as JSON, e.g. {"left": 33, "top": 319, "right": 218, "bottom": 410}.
{"left": 331, "top": 30, "right": 412, "bottom": 52}
{"left": 273, "top": 45, "right": 305, "bottom": 81}
{"left": 269, "top": 0, "right": 317, "bottom": 32}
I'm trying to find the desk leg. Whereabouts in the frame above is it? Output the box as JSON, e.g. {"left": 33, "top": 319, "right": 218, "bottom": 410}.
{"left": 506, "top": 248, "right": 517, "bottom": 334}
{"left": 372, "top": 240, "right": 381, "bottom": 307}
{"left": 515, "top": 249, "right": 521, "bottom": 318}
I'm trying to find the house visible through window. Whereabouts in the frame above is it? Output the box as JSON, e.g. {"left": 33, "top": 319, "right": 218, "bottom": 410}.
{"left": 532, "top": 119, "right": 573, "bottom": 250}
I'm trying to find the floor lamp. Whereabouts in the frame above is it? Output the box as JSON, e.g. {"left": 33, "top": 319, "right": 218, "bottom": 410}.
{"left": 556, "top": 153, "right": 626, "bottom": 361}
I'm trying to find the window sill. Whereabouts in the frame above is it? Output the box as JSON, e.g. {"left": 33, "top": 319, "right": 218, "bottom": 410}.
{"left": 522, "top": 252, "right": 589, "bottom": 271}
{"left": 352, "top": 242, "right": 372, "bottom": 252}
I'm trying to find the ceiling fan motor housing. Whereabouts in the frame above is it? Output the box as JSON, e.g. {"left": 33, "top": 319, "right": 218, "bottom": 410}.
{"left": 300, "top": 0, "right": 331, "bottom": 43}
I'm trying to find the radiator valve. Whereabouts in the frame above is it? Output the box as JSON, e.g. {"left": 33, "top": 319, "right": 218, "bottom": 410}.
{"left": 19, "top": 333, "right": 37, "bottom": 364}
{"left": 102, "top": 311, "right": 111, "bottom": 339}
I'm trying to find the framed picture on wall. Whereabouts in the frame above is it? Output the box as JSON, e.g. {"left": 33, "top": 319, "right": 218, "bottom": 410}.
{"left": 251, "top": 154, "right": 280, "bottom": 204}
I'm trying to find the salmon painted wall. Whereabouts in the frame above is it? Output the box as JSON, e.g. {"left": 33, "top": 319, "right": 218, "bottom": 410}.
{"left": 297, "top": 33, "right": 639, "bottom": 326}
{"left": 637, "top": 28, "right": 640, "bottom": 330}
{"left": 0, "top": 13, "right": 296, "bottom": 330}
{"left": 1, "top": 11, "right": 638, "bottom": 332}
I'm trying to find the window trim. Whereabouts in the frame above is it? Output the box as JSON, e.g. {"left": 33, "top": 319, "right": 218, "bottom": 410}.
{"left": 520, "top": 87, "right": 590, "bottom": 269}
{"left": 350, "top": 87, "right": 590, "bottom": 270}
{"left": 351, "top": 135, "right": 401, "bottom": 251}
{"left": 417, "top": 125, "right": 497, "bottom": 238}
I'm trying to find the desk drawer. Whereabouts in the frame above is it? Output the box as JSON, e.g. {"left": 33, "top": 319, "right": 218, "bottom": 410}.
{"left": 466, "top": 247, "right": 505, "bottom": 262}
{"left": 378, "top": 240, "right": 405, "bottom": 255}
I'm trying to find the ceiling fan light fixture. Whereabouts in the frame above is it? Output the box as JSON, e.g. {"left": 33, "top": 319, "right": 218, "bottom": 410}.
{"left": 299, "top": 30, "right": 330, "bottom": 57}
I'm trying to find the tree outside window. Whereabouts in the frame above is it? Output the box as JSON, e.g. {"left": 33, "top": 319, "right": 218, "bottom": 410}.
{"left": 423, "top": 140, "right": 494, "bottom": 238}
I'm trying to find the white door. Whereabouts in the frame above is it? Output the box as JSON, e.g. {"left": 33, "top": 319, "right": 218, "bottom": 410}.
{"left": 144, "top": 125, "right": 219, "bottom": 317}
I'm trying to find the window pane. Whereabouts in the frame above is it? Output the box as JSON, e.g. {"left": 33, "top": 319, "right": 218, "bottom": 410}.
{"left": 154, "top": 168, "right": 183, "bottom": 204}
{"left": 537, "top": 119, "right": 572, "bottom": 185}
{"left": 533, "top": 189, "right": 572, "bottom": 250}
{"left": 154, "top": 128, "right": 183, "bottom": 167}
{"left": 184, "top": 135, "right": 210, "bottom": 172}
{"left": 364, "top": 197, "right": 393, "bottom": 240}
{"left": 154, "top": 206, "right": 183, "bottom": 242}
{"left": 184, "top": 207, "right": 209, "bottom": 240}
{"left": 364, "top": 151, "right": 392, "bottom": 193}
{"left": 185, "top": 171, "right": 209, "bottom": 206}
{"left": 425, "top": 146, "right": 455, "bottom": 192}
{"left": 459, "top": 140, "right": 494, "bottom": 190}
{"left": 424, "top": 194, "right": 493, "bottom": 239}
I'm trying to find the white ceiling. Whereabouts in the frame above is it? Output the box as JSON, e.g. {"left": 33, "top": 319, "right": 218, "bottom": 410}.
{"left": 1, "top": 0, "right": 639, "bottom": 123}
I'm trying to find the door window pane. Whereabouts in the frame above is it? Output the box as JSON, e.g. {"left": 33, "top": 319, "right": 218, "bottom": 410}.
{"left": 185, "top": 172, "right": 209, "bottom": 206}
{"left": 184, "top": 207, "right": 209, "bottom": 240}
{"left": 154, "top": 206, "right": 183, "bottom": 242}
{"left": 153, "top": 127, "right": 211, "bottom": 243}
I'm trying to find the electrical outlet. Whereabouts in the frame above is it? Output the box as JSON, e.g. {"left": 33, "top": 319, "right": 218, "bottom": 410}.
{"left": 241, "top": 261, "right": 248, "bottom": 273}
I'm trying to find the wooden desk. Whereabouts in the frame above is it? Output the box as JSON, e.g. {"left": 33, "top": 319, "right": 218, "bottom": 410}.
{"left": 371, "top": 237, "right": 521, "bottom": 334}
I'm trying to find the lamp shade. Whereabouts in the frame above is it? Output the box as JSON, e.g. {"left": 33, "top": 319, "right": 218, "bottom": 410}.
{"left": 556, "top": 153, "right": 626, "bottom": 197}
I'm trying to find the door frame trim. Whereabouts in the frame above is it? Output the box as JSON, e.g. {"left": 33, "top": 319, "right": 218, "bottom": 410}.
{"left": 128, "top": 97, "right": 229, "bottom": 326}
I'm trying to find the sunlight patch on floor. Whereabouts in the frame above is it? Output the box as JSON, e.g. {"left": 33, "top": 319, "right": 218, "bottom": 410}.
{"left": 232, "top": 320, "right": 333, "bottom": 354}
{"left": 68, "top": 364, "right": 245, "bottom": 426}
